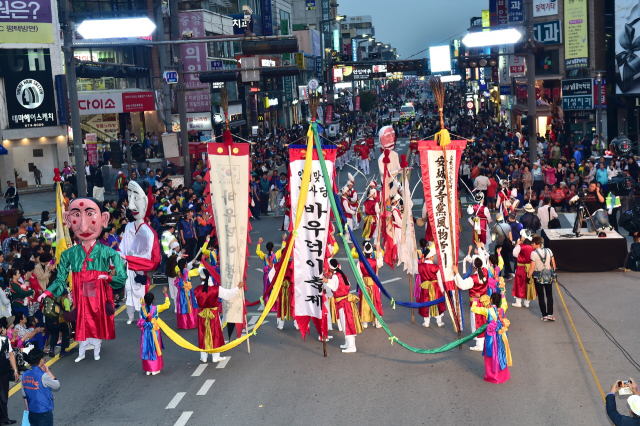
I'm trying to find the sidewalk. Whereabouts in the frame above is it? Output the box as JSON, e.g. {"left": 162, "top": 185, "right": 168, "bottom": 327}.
{"left": 17, "top": 189, "right": 118, "bottom": 220}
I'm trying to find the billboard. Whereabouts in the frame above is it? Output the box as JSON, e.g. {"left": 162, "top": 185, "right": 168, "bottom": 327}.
{"left": 615, "top": 2, "right": 640, "bottom": 93}
{"left": 429, "top": 45, "right": 451, "bottom": 73}
{"left": 0, "top": 0, "right": 53, "bottom": 43}
{"left": 562, "top": 78, "right": 593, "bottom": 111}
{"left": 564, "top": 0, "right": 588, "bottom": 69}
{"left": 533, "top": 0, "right": 558, "bottom": 17}
{"left": 0, "top": 48, "right": 57, "bottom": 129}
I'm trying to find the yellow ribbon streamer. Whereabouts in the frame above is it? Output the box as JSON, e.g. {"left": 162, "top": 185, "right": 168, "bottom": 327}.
{"left": 157, "top": 124, "right": 317, "bottom": 353}
{"left": 197, "top": 307, "right": 218, "bottom": 350}
{"left": 279, "top": 280, "right": 292, "bottom": 321}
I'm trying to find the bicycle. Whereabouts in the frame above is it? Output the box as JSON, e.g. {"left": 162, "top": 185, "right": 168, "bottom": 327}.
{"left": 4, "top": 197, "right": 23, "bottom": 212}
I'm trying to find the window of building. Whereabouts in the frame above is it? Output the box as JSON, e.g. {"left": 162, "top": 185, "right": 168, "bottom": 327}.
{"left": 349, "top": 22, "right": 371, "bottom": 29}
{"left": 71, "top": 0, "right": 145, "bottom": 14}
{"left": 32, "top": 149, "right": 43, "bottom": 157}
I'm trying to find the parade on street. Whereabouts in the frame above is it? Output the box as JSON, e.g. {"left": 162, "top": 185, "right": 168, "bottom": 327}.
{"left": 0, "top": 0, "right": 638, "bottom": 425}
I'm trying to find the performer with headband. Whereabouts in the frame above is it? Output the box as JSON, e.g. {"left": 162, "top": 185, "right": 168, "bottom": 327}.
{"left": 323, "top": 259, "right": 362, "bottom": 353}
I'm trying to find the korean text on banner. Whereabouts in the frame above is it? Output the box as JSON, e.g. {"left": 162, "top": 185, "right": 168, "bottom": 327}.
{"left": 418, "top": 140, "right": 466, "bottom": 291}
{"left": 0, "top": 0, "right": 53, "bottom": 43}
{"left": 289, "top": 144, "right": 336, "bottom": 318}
{"left": 206, "top": 143, "right": 249, "bottom": 323}
{"left": 564, "top": 0, "right": 588, "bottom": 69}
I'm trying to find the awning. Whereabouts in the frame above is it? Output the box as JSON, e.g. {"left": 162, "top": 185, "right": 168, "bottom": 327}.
{"left": 0, "top": 145, "right": 7, "bottom": 155}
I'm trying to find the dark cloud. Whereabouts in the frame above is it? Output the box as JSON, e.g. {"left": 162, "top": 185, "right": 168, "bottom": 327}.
{"left": 339, "top": 0, "right": 479, "bottom": 58}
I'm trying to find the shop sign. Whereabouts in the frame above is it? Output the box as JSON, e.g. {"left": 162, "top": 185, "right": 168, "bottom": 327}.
{"left": 284, "top": 76, "right": 293, "bottom": 102}
{"left": 0, "top": 48, "right": 57, "bottom": 129}
{"left": 171, "top": 112, "right": 212, "bottom": 132}
{"left": 562, "top": 78, "right": 593, "bottom": 110}
{"left": 508, "top": 0, "right": 523, "bottom": 22}
{"left": 564, "top": 0, "right": 588, "bottom": 69}
{"left": 533, "top": 0, "right": 558, "bottom": 17}
{"left": 77, "top": 91, "right": 154, "bottom": 115}
{"left": 534, "top": 20, "right": 561, "bottom": 45}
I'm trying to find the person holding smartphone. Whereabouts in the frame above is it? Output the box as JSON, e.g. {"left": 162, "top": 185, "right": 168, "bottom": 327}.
{"left": 607, "top": 379, "right": 640, "bottom": 425}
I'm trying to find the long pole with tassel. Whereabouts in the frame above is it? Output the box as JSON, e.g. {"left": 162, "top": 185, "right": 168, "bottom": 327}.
{"left": 430, "top": 78, "right": 462, "bottom": 348}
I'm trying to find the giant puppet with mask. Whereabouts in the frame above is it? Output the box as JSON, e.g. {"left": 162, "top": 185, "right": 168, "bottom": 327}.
{"left": 39, "top": 197, "right": 127, "bottom": 362}
{"left": 119, "top": 180, "right": 162, "bottom": 324}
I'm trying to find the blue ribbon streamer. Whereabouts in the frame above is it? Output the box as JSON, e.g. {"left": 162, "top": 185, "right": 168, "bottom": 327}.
{"left": 176, "top": 275, "right": 199, "bottom": 314}
{"left": 346, "top": 225, "right": 445, "bottom": 309}
{"left": 141, "top": 321, "right": 157, "bottom": 361}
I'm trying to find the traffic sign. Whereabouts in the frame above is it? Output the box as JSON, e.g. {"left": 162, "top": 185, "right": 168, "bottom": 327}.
{"left": 466, "top": 101, "right": 474, "bottom": 110}
{"left": 163, "top": 71, "right": 178, "bottom": 84}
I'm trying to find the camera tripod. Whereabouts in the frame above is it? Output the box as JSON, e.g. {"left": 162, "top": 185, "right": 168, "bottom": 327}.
{"left": 571, "top": 202, "right": 598, "bottom": 237}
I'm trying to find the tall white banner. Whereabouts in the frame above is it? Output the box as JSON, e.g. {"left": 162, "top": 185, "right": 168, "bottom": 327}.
{"left": 289, "top": 145, "right": 336, "bottom": 319}
{"left": 207, "top": 143, "right": 249, "bottom": 323}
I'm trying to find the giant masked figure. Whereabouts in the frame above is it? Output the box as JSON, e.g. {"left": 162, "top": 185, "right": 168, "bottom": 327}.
{"left": 377, "top": 125, "right": 401, "bottom": 197}
{"left": 119, "top": 180, "right": 162, "bottom": 324}
{"left": 39, "top": 197, "right": 127, "bottom": 362}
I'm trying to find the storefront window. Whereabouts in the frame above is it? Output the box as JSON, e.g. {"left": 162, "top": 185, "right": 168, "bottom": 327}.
{"left": 71, "top": 0, "right": 145, "bottom": 13}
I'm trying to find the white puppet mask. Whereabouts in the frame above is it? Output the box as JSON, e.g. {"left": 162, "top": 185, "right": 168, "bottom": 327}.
{"left": 127, "top": 180, "right": 148, "bottom": 226}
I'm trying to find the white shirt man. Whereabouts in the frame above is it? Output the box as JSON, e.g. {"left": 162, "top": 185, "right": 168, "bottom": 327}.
{"left": 537, "top": 203, "right": 558, "bottom": 230}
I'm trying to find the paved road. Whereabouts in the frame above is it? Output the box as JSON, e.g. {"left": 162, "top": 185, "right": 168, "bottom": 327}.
{"left": 7, "top": 126, "right": 637, "bottom": 425}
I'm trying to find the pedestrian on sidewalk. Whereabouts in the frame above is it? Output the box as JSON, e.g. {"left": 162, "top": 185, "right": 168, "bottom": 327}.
{"left": 22, "top": 348, "right": 60, "bottom": 425}
{"left": 33, "top": 167, "right": 42, "bottom": 188}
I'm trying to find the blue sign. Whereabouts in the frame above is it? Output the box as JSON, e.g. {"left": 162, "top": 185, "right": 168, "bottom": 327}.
{"left": 352, "top": 39, "right": 358, "bottom": 61}
{"left": 210, "top": 60, "right": 223, "bottom": 70}
{"left": 54, "top": 75, "right": 67, "bottom": 126}
{"left": 163, "top": 71, "right": 178, "bottom": 84}
{"left": 499, "top": 85, "right": 511, "bottom": 95}
{"left": 508, "top": 0, "right": 523, "bottom": 22}
{"left": 315, "top": 55, "right": 323, "bottom": 83}
{"left": 262, "top": 0, "right": 273, "bottom": 36}
{"left": 230, "top": 14, "right": 262, "bottom": 36}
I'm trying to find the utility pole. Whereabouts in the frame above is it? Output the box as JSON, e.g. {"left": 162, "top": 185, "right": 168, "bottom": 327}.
{"left": 525, "top": 0, "right": 538, "bottom": 163}
{"left": 61, "top": 0, "right": 87, "bottom": 197}
{"left": 170, "top": 0, "right": 192, "bottom": 187}
{"left": 155, "top": 0, "right": 172, "bottom": 134}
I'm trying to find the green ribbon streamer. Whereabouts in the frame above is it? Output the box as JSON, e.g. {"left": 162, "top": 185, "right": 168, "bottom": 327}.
{"left": 311, "top": 120, "right": 487, "bottom": 354}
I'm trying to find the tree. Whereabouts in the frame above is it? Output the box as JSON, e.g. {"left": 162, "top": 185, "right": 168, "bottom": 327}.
{"left": 359, "top": 91, "right": 377, "bottom": 113}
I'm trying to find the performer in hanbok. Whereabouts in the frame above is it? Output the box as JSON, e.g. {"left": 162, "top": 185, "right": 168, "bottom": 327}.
{"left": 119, "top": 180, "right": 162, "bottom": 325}
{"left": 512, "top": 232, "right": 536, "bottom": 308}
{"left": 471, "top": 292, "right": 512, "bottom": 384}
{"left": 452, "top": 255, "right": 490, "bottom": 351}
{"left": 39, "top": 197, "right": 127, "bottom": 363}
{"left": 174, "top": 258, "right": 200, "bottom": 329}
{"left": 358, "top": 241, "right": 384, "bottom": 329}
{"left": 341, "top": 187, "right": 357, "bottom": 243}
{"left": 357, "top": 141, "right": 370, "bottom": 175}
{"left": 256, "top": 236, "right": 286, "bottom": 317}
{"left": 467, "top": 193, "right": 492, "bottom": 245}
{"left": 391, "top": 194, "right": 403, "bottom": 247}
{"left": 415, "top": 242, "right": 446, "bottom": 328}
{"left": 362, "top": 189, "right": 380, "bottom": 240}
{"left": 345, "top": 175, "right": 360, "bottom": 229}
{"left": 194, "top": 266, "right": 242, "bottom": 363}
{"left": 139, "top": 287, "right": 170, "bottom": 375}
{"left": 323, "top": 259, "right": 361, "bottom": 353}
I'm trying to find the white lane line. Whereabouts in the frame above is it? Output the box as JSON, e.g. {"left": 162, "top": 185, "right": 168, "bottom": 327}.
{"left": 166, "top": 392, "right": 186, "bottom": 409}
{"left": 248, "top": 315, "right": 258, "bottom": 325}
{"left": 196, "top": 379, "right": 215, "bottom": 396}
{"left": 257, "top": 304, "right": 265, "bottom": 311}
{"left": 412, "top": 198, "right": 423, "bottom": 205}
{"left": 381, "top": 277, "right": 402, "bottom": 284}
{"left": 173, "top": 412, "right": 193, "bottom": 426}
{"left": 255, "top": 268, "right": 263, "bottom": 272}
{"left": 192, "top": 364, "right": 208, "bottom": 377}
{"left": 216, "top": 356, "right": 231, "bottom": 369}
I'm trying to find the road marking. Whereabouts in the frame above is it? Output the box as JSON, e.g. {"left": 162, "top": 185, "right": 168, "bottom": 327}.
{"left": 255, "top": 268, "right": 263, "bottom": 272}
{"left": 196, "top": 379, "right": 215, "bottom": 396}
{"left": 381, "top": 277, "right": 402, "bottom": 284}
{"left": 412, "top": 198, "right": 423, "bottom": 205}
{"left": 216, "top": 356, "right": 231, "bottom": 369}
{"left": 166, "top": 392, "right": 186, "bottom": 409}
{"left": 248, "top": 315, "right": 258, "bottom": 325}
{"left": 192, "top": 364, "right": 208, "bottom": 377}
{"left": 257, "top": 305, "right": 265, "bottom": 311}
{"left": 173, "top": 412, "right": 193, "bottom": 426}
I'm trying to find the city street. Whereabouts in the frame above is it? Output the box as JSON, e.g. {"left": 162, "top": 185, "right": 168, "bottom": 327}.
{"left": 7, "top": 142, "right": 638, "bottom": 426}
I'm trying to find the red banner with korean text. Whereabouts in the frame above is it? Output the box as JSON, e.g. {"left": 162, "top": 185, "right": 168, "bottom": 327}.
{"left": 418, "top": 140, "right": 467, "bottom": 291}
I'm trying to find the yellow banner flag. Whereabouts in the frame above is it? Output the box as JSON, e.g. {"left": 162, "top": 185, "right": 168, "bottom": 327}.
{"left": 54, "top": 183, "right": 69, "bottom": 264}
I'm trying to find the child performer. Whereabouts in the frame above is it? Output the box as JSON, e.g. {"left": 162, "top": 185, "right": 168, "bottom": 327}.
{"left": 470, "top": 292, "right": 512, "bottom": 384}
{"left": 139, "top": 287, "right": 170, "bottom": 376}
{"left": 358, "top": 241, "right": 384, "bottom": 329}
{"left": 415, "top": 241, "right": 446, "bottom": 328}
{"left": 174, "top": 258, "right": 200, "bottom": 329}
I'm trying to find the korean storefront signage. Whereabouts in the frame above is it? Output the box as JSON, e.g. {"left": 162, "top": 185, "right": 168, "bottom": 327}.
{"left": 562, "top": 78, "right": 593, "bottom": 111}
{"left": 0, "top": 0, "right": 53, "bottom": 43}
{"left": 534, "top": 20, "right": 562, "bottom": 45}
{"left": 564, "top": 0, "right": 588, "bottom": 69}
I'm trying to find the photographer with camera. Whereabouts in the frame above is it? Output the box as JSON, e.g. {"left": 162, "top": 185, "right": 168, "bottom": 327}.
{"left": 527, "top": 236, "right": 556, "bottom": 321}
{"left": 607, "top": 379, "right": 640, "bottom": 425}
{"left": 583, "top": 181, "right": 609, "bottom": 232}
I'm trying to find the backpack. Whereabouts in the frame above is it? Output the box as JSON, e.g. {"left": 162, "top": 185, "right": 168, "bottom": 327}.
{"left": 535, "top": 248, "right": 555, "bottom": 285}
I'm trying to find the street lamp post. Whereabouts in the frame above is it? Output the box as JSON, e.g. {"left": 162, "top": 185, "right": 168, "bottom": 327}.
{"left": 595, "top": 70, "right": 605, "bottom": 144}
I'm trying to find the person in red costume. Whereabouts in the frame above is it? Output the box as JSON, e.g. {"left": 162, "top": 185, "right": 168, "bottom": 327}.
{"left": 453, "top": 254, "right": 490, "bottom": 352}
{"left": 38, "top": 198, "right": 127, "bottom": 363}
{"left": 323, "top": 258, "right": 361, "bottom": 353}
{"left": 194, "top": 266, "right": 242, "bottom": 363}
{"left": 415, "top": 241, "right": 446, "bottom": 328}
{"left": 511, "top": 231, "right": 537, "bottom": 308}
{"left": 362, "top": 189, "right": 380, "bottom": 240}
{"left": 467, "top": 193, "right": 492, "bottom": 245}
{"left": 119, "top": 180, "right": 161, "bottom": 325}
